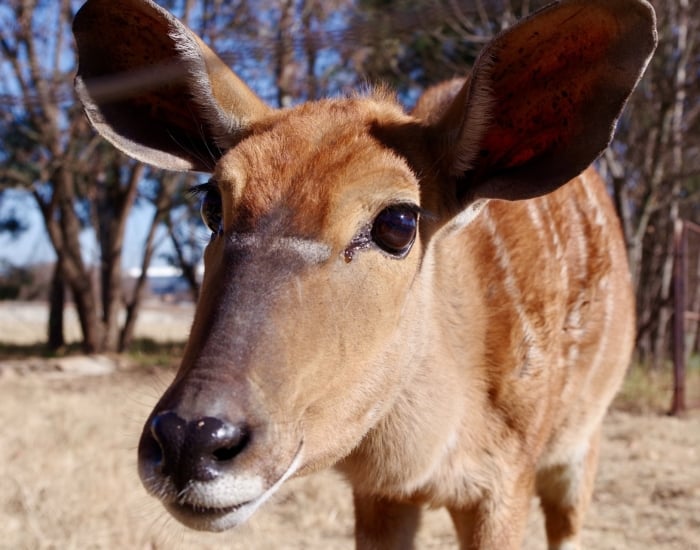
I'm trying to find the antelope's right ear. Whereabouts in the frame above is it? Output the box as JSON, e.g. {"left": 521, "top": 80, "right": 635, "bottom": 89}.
{"left": 72, "top": 0, "right": 271, "bottom": 172}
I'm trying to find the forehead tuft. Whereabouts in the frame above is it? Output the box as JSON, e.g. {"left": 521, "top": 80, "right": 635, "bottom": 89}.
{"left": 213, "top": 97, "right": 417, "bottom": 237}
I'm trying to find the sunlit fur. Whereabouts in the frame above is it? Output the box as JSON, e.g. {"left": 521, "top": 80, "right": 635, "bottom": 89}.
{"left": 73, "top": 0, "right": 656, "bottom": 547}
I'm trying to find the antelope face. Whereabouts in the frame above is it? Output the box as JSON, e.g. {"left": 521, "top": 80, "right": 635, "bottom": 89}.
{"left": 137, "top": 103, "right": 427, "bottom": 531}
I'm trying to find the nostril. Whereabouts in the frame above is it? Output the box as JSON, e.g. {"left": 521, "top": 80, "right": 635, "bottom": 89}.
{"left": 145, "top": 411, "right": 187, "bottom": 473}
{"left": 190, "top": 416, "right": 250, "bottom": 463}
{"left": 212, "top": 428, "right": 250, "bottom": 462}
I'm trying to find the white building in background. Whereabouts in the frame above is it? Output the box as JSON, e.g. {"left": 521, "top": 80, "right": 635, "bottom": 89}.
{"left": 127, "top": 264, "right": 204, "bottom": 298}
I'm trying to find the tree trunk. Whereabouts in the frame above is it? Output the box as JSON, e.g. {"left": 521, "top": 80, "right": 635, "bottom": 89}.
{"left": 166, "top": 215, "right": 200, "bottom": 303}
{"left": 652, "top": 212, "right": 678, "bottom": 370}
{"left": 120, "top": 204, "right": 162, "bottom": 351}
{"left": 47, "top": 259, "right": 65, "bottom": 351}
{"left": 96, "top": 163, "right": 143, "bottom": 352}
{"left": 653, "top": 0, "right": 689, "bottom": 369}
{"left": 275, "top": 0, "right": 296, "bottom": 108}
{"left": 40, "top": 170, "right": 103, "bottom": 353}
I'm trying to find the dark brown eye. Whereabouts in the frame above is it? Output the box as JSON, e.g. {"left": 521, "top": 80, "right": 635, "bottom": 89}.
{"left": 200, "top": 185, "right": 222, "bottom": 234}
{"left": 371, "top": 204, "right": 418, "bottom": 257}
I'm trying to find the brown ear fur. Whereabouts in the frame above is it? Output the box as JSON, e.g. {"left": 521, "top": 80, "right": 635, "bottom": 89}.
{"left": 73, "top": 0, "right": 270, "bottom": 172}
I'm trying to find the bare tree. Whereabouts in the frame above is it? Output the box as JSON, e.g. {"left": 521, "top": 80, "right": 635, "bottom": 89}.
{"left": 3, "top": 0, "right": 697, "bottom": 369}
{"left": 2, "top": 0, "right": 101, "bottom": 351}
{"left": 1, "top": 0, "right": 165, "bottom": 352}
{"left": 345, "top": 0, "right": 550, "bottom": 100}
{"left": 600, "top": 0, "right": 700, "bottom": 366}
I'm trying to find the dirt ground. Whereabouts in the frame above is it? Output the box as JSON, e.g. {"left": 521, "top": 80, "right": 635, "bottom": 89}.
{"left": 1, "top": 302, "right": 699, "bottom": 549}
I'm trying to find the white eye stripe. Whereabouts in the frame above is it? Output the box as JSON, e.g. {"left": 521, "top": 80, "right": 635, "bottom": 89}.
{"left": 228, "top": 233, "right": 332, "bottom": 265}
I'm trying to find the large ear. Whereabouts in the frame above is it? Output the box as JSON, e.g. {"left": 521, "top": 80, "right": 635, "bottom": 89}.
{"left": 72, "top": 0, "right": 271, "bottom": 172}
{"left": 416, "top": 0, "right": 657, "bottom": 203}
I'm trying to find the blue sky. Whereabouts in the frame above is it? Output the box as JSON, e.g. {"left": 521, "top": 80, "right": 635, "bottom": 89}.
{"left": 0, "top": 190, "right": 55, "bottom": 266}
{"left": 0, "top": 188, "right": 178, "bottom": 270}
{"left": 0, "top": 1, "right": 357, "bottom": 273}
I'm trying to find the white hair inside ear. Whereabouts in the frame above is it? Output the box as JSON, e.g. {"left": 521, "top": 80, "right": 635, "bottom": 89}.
{"left": 448, "top": 199, "right": 489, "bottom": 231}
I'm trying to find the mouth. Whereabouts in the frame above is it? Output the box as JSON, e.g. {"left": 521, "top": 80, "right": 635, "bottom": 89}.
{"left": 165, "top": 499, "right": 255, "bottom": 532}
{"left": 174, "top": 498, "right": 251, "bottom": 517}
{"left": 154, "top": 443, "right": 304, "bottom": 532}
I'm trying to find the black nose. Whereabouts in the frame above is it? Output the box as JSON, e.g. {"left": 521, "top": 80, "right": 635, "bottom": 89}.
{"left": 140, "top": 411, "right": 250, "bottom": 490}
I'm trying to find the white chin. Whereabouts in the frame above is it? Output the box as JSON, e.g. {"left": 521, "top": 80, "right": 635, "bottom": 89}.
{"left": 162, "top": 448, "right": 303, "bottom": 532}
{"left": 166, "top": 499, "right": 262, "bottom": 531}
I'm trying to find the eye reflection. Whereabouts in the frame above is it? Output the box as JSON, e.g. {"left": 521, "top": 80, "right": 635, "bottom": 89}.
{"left": 371, "top": 204, "right": 418, "bottom": 257}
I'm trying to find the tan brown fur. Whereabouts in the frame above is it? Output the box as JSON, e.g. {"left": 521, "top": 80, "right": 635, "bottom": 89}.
{"left": 73, "top": 0, "right": 656, "bottom": 548}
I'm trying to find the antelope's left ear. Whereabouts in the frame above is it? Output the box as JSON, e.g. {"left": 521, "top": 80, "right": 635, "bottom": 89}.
{"left": 421, "top": 0, "right": 657, "bottom": 204}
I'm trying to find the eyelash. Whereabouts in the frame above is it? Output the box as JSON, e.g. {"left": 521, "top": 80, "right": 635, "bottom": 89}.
{"left": 189, "top": 180, "right": 223, "bottom": 235}
{"left": 188, "top": 181, "right": 215, "bottom": 200}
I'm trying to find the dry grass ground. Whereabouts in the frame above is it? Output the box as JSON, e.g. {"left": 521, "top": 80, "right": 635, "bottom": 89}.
{"left": 1, "top": 301, "right": 699, "bottom": 549}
